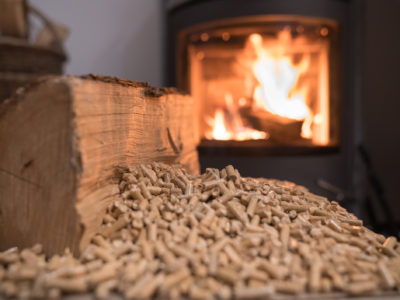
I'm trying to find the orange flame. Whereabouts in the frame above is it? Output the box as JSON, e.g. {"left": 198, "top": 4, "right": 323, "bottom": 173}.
{"left": 249, "top": 32, "right": 313, "bottom": 139}
{"left": 201, "top": 27, "right": 330, "bottom": 145}
{"left": 207, "top": 110, "right": 231, "bottom": 140}
{"left": 206, "top": 94, "right": 268, "bottom": 141}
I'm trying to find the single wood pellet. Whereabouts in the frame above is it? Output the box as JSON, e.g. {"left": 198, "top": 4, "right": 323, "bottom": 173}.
{"left": 0, "top": 163, "right": 400, "bottom": 299}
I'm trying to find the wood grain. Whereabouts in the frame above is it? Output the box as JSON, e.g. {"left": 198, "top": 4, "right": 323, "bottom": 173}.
{"left": 0, "top": 75, "right": 199, "bottom": 255}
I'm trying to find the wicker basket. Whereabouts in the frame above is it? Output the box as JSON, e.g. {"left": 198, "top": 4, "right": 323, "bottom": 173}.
{"left": 0, "top": 5, "right": 66, "bottom": 102}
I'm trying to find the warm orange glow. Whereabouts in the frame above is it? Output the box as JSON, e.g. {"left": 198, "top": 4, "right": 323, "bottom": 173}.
{"left": 191, "top": 23, "right": 331, "bottom": 145}
{"left": 205, "top": 94, "right": 268, "bottom": 141}
{"left": 250, "top": 32, "right": 310, "bottom": 121}
{"left": 207, "top": 110, "right": 230, "bottom": 140}
{"left": 247, "top": 29, "right": 329, "bottom": 144}
{"left": 200, "top": 33, "right": 209, "bottom": 42}
{"left": 248, "top": 31, "right": 318, "bottom": 141}
{"left": 320, "top": 27, "right": 329, "bottom": 37}
{"left": 222, "top": 32, "right": 231, "bottom": 41}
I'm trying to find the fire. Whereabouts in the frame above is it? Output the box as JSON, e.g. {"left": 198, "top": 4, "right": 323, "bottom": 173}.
{"left": 200, "top": 27, "right": 330, "bottom": 145}
{"left": 249, "top": 32, "right": 313, "bottom": 139}
{"left": 205, "top": 94, "right": 268, "bottom": 141}
{"left": 208, "top": 110, "right": 230, "bottom": 140}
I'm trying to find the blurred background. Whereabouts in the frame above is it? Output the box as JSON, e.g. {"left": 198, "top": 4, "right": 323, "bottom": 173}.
{"left": 30, "top": 0, "right": 164, "bottom": 86}
{"left": 1, "top": 0, "right": 399, "bottom": 236}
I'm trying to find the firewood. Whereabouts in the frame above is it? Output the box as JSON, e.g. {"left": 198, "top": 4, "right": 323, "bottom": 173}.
{"left": 240, "top": 107, "right": 303, "bottom": 142}
{"left": 0, "top": 75, "right": 199, "bottom": 255}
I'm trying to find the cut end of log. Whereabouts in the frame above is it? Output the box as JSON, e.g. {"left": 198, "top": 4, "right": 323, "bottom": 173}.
{"left": 0, "top": 75, "right": 199, "bottom": 255}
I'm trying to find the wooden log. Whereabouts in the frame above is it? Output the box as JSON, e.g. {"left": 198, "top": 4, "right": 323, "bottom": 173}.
{"left": 240, "top": 107, "right": 303, "bottom": 142}
{"left": 0, "top": 75, "right": 199, "bottom": 255}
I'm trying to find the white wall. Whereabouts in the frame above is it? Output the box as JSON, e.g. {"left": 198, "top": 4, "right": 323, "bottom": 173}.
{"left": 30, "top": 0, "right": 163, "bottom": 86}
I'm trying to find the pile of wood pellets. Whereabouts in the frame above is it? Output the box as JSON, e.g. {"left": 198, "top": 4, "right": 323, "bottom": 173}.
{"left": 1, "top": 163, "right": 400, "bottom": 299}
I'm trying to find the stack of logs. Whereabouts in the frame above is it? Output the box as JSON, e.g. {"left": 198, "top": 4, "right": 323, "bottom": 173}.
{"left": 0, "top": 163, "right": 399, "bottom": 299}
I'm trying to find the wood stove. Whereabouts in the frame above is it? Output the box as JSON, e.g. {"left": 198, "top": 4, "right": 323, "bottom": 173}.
{"left": 165, "top": 0, "right": 360, "bottom": 201}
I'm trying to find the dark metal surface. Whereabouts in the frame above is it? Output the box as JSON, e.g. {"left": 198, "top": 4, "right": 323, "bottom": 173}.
{"left": 198, "top": 140, "right": 340, "bottom": 156}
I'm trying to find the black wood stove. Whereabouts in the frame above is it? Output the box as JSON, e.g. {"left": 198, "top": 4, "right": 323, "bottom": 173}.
{"left": 165, "top": 0, "right": 364, "bottom": 215}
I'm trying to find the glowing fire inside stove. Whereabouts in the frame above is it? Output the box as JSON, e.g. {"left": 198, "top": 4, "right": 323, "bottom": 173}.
{"left": 250, "top": 32, "right": 314, "bottom": 140}
{"left": 250, "top": 32, "right": 310, "bottom": 121}
{"left": 205, "top": 94, "right": 268, "bottom": 141}
{"left": 208, "top": 110, "right": 230, "bottom": 140}
{"left": 198, "top": 25, "right": 330, "bottom": 145}
{"left": 188, "top": 22, "right": 332, "bottom": 146}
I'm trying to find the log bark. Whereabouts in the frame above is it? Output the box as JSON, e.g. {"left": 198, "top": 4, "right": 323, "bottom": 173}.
{"left": 0, "top": 75, "right": 199, "bottom": 255}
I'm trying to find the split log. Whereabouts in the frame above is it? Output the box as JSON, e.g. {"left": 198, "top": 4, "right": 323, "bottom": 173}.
{"left": 0, "top": 75, "right": 199, "bottom": 255}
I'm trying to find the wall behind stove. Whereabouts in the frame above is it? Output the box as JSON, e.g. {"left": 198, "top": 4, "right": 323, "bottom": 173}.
{"left": 30, "top": 0, "right": 163, "bottom": 86}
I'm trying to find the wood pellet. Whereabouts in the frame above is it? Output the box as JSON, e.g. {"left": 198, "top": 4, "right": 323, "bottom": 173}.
{"left": 0, "top": 163, "right": 400, "bottom": 299}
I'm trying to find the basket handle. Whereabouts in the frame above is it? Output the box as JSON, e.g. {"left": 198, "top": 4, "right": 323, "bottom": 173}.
{"left": 27, "top": 4, "right": 65, "bottom": 53}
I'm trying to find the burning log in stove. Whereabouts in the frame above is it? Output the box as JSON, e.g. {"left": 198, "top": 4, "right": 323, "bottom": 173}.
{"left": 240, "top": 107, "right": 303, "bottom": 143}
{"left": 175, "top": 14, "right": 339, "bottom": 151}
